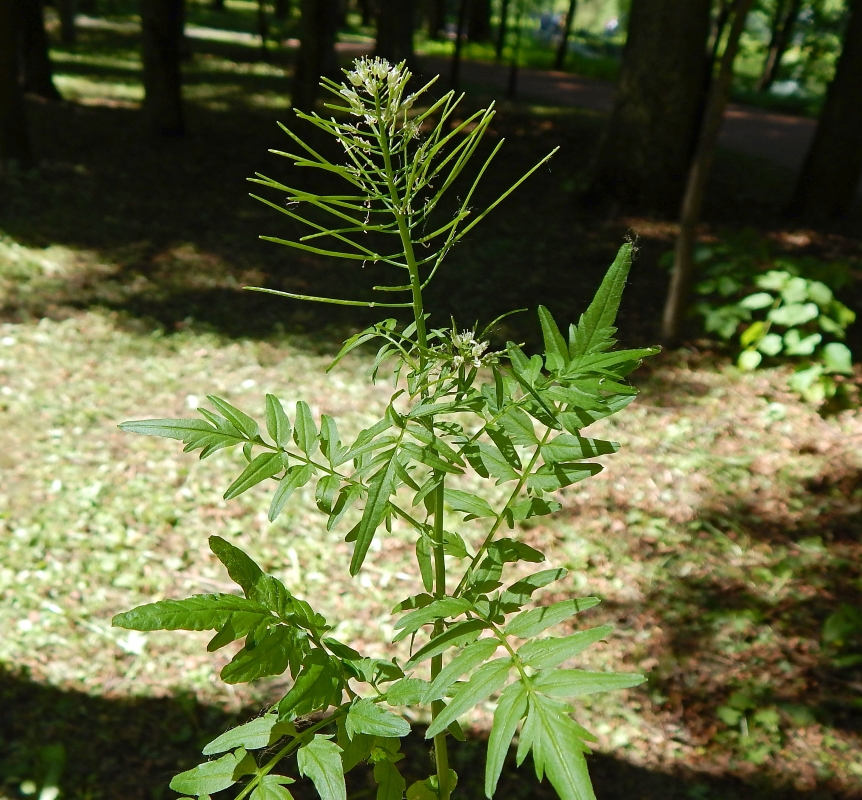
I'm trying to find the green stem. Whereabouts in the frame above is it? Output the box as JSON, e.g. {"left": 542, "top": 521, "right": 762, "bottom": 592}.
{"left": 429, "top": 478, "right": 452, "bottom": 800}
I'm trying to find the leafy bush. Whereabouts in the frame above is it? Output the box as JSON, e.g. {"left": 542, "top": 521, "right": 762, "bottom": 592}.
{"left": 113, "top": 58, "right": 657, "bottom": 800}
{"left": 691, "top": 237, "right": 856, "bottom": 404}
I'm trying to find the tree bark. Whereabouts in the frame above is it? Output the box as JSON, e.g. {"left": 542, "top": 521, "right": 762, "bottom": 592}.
{"left": 0, "top": 0, "right": 33, "bottom": 171}
{"left": 787, "top": 0, "right": 862, "bottom": 220}
{"left": 375, "top": 0, "right": 417, "bottom": 67}
{"left": 554, "top": 0, "right": 576, "bottom": 70}
{"left": 425, "top": 0, "right": 446, "bottom": 38}
{"left": 495, "top": 0, "right": 509, "bottom": 59}
{"left": 140, "top": 0, "right": 185, "bottom": 136}
{"left": 292, "top": 0, "right": 339, "bottom": 111}
{"left": 19, "top": 0, "right": 63, "bottom": 99}
{"left": 756, "top": 0, "right": 803, "bottom": 92}
{"left": 466, "top": 0, "right": 489, "bottom": 40}
{"left": 58, "top": 0, "right": 76, "bottom": 44}
{"left": 506, "top": 0, "right": 525, "bottom": 98}
{"left": 662, "top": 0, "right": 754, "bottom": 345}
{"left": 450, "top": 0, "right": 468, "bottom": 90}
{"left": 585, "top": 0, "right": 712, "bottom": 216}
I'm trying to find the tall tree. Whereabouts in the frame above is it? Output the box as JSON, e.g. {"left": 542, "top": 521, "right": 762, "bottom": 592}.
{"left": 586, "top": 0, "right": 713, "bottom": 215}
{"left": 495, "top": 0, "right": 510, "bottom": 59}
{"left": 292, "top": 0, "right": 339, "bottom": 111}
{"left": 425, "top": 0, "right": 447, "bottom": 38}
{"left": 788, "top": 0, "right": 862, "bottom": 219}
{"left": 467, "top": 0, "right": 490, "bottom": 40}
{"left": 58, "top": 0, "right": 76, "bottom": 44}
{"left": 554, "top": 0, "right": 577, "bottom": 70}
{"left": 19, "top": 0, "right": 63, "bottom": 100}
{"left": 756, "top": 0, "right": 804, "bottom": 92}
{"left": 662, "top": 0, "right": 755, "bottom": 344}
{"left": 0, "top": 0, "right": 32, "bottom": 171}
{"left": 375, "top": 0, "right": 418, "bottom": 66}
{"left": 140, "top": 0, "right": 185, "bottom": 136}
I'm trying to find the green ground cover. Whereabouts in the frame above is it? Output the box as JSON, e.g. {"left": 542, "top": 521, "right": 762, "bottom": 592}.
{"left": 1, "top": 11, "right": 861, "bottom": 800}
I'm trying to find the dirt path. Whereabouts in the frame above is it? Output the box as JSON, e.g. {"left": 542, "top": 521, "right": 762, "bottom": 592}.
{"left": 421, "top": 56, "right": 816, "bottom": 173}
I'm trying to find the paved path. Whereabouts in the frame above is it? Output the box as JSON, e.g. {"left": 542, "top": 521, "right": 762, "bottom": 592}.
{"left": 421, "top": 56, "right": 816, "bottom": 173}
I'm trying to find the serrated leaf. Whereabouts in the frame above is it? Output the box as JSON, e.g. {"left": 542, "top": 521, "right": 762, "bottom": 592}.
{"left": 444, "top": 489, "right": 495, "bottom": 519}
{"left": 517, "top": 626, "right": 614, "bottom": 669}
{"left": 485, "top": 681, "right": 528, "bottom": 798}
{"left": 278, "top": 650, "right": 343, "bottom": 720}
{"left": 208, "top": 536, "right": 292, "bottom": 616}
{"left": 521, "top": 695, "right": 597, "bottom": 800}
{"left": 498, "top": 407, "right": 539, "bottom": 445}
{"left": 569, "top": 242, "right": 631, "bottom": 361}
{"left": 405, "top": 619, "right": 487, "bottom": 668}
{"left": 315, "top": 473, "right": 341, "bottom": 514}
{"left": 509, "top": 497, "right": 561, "bottom": 522}
{"left": 498, "top": 568, "right": 567, "bottom": 612}
{"left": 538, "top": 306, "right": 569, "bottom": 371}
{"left": 421, "top": 639, "right": 499, "bottom": 703}
{"left": 373, "top": 759, "right": 406, "bottom": 800}
{"left": 394, "top": 597, "right": 472, "bottom": 641}
{"left": 203, "top": 714, "right": 293, "bottom": 755}
{"left": 112, "top": 594, "right": 274, "bottom": 635}
{"left": 346, "top": 699, "right": 411, "bottom": 738}
{"left": 527, "top": 462, "right": 602, "bottom": 492}
{"left": 487, "top": 427, "right": 522, "bottom": 469}
{"left": 533, "top": 668, "right": 645, "bottom": 697}
{"left": 119, "top": 417, "right": 219, "bottom": 441}
{"left": 293, "top": 401, "right": 319, "bottom": 456}
{"left": 400, "top": 441, "right": 464, "bottom": 475}
{"left": 415, "top": 536, "right": 434, "bottom": 593}
{"left": 269, "top": 464, "right": 314, "bottom": 522}
{"left": 319, "top": 414, "right": 349, "bottom": 465}
{"left": 426, "top": 657, "right": 511, "bottom": 738}
{"left": 351, "top": 449, "right": 399, "bottom": 575}
{"left": 208, "top": 396, "right": 260, "bottom": 439}
{"left": 170, "top": 748, "right": 253, "bottom": 796}
{"left": 251, "top": 775, "right": 296, "bottom": 800}
{"left": 265, "top": 395, "right": 292, "bottom": 449}
{"left": 541, "top": 435, "right": 619, "bottom": 462}
{"left": 504, "top": 597, "right": 600, "bottom": 638}
{"left": 297, "top": 736, "right": 346, "bottom": 800}
{"left": 386, "top": 678, "right": 432, "bottom": 706}
{"left": 224, "top": 452, "right": 284, "bottom": 500}
{"left": 475, "top": 442, "right": 520, "bottom": 483}
{"left": 221, "top": 625, "right": 297, "bottom": 684}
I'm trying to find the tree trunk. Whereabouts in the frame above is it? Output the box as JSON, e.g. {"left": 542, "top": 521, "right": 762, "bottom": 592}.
{"left": 0, "top": 0, "right": 33, "bottom": 171}
{"left": 788, "top": 0, "right": 862, "bottom": 220}
{"left": 292, "top": 0, "right": 339, "bottom": 111}
{"left": 257, "top": 0, "right": 269, "bottom": 58}
{"left": 506, "top": 0, "right": 525, "bottom": 97}
{"left": 756, "top": 0, "right": 802, "bottom": 92}
{"left": 140, "top": 0, "right": 185, "bottom": 136}
{"left": 586, "top": 0, "right": 712, "bottom": 216}
{"left": 662, "top": 0, "right": 754, "bottom": 345}
{"left": 450, "top": 0, "right": 468, "bottom": 90}
{"left": 375, "top": 0, "right": 417, "bottom": 67}
{"left": 19, "top": 0, "right": 63, "bottom": 99}
{"left": 58, "top": 0, "right": 76, "bottom": 43}
{"left": 274, "top": 0, "right": 289, "bottom": 20}
{"left": 358, "top": 0, "right": 374, "bottom": 25}
{"left": 495, "top": 0, "right": 509, "bottom": 59}
{"left": 554, "top": 0, "right": 576, "bottom": 70}
{"left": 467, "top": 0, "right": 489, "bottom": 40}
{"left": 425, "top": 0, "right": 446, "bottom": 38}
{"left": 211, "top": 0, "right": 224, "bottom": 11}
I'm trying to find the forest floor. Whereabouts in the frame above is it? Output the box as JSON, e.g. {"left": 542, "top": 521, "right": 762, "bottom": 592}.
{"left": 0, "top": 9, "right": 861, "bottom": 800}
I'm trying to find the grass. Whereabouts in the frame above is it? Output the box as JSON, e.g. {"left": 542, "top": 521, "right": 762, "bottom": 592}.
{"left": 1, "top": 9, "right": 862, "bottom": 800}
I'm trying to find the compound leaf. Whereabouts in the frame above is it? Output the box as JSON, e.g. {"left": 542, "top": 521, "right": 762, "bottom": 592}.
{"left": 517, "top": 626, "right": 614, "bottom": 670}
{"left": 224, "top": 452, "right": 284, "bottom": 500}
{"left": 297, "top": 736, "right": 346, "bottom": 800}
{"left": 346, "top": 698, "right": 411, "bottom": 739}
{"left": 422, "top": 639, "right": 500, "bottom": 703}
{"left": 485, "top": 681, "right": 528, "bottom": 798}
{"left": 532, "top": 668, "right": 645, "bottom": 698}
{"left": 504, "top": 598, "right": 600, "bottom": 639}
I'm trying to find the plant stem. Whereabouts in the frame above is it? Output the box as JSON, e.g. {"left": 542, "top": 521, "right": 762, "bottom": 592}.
{"left": 430, "top": 477, "right": 452, "bottom": 800}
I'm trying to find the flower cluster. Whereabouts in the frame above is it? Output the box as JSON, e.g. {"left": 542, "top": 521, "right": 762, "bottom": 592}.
{"left": 339, "top": 57, "right": 416, "bottom": 128}
{"left": 433, "top": 326, "right": 499, "bottom": 371}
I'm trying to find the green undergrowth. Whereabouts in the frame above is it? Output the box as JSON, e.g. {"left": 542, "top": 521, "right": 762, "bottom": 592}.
{"left": 0, "top": 310, "right": 860, "bottom": 798}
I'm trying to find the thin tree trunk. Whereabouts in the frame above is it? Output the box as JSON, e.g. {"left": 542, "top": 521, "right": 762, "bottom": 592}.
{"left": 662, "top": 0, "right": 754, "bottom": 345}
{"left": 466, "top": 0, "right": 489, "bottom": 40}
{"left": 58, "top": 0, "right": 76, "bottom": 43}
{"left": 707, "top": 0, "right": 731, "bottom": 72}
{"left": 494, "top": 0, "right": 509, "bottom": 60}
{"left": 274, "top": 0, "right": 289, "bottom": 19}
{"left": 756, "top": 0, "right": 802, "bottom": 92}
{"left": 140, "top": 0, "right": 185, "bottom": 136}
{"left": 375, "top": 0, "right": 417, "bottom": 66}
{"left": 19, "top": 0, "right": 63, "bottom": 99}
{"left": 586, "top": 0, "right": 713, "bottom": 216}
{"left": 257, "top": 0, "right": 269, "bottom": 58}
{"left": 787, "top": 0, "right": 862, "bottom": 220}
{"left": 0, "top": 0, "right": 33, "bottom": 171}
{"left": 554, "top": 0, "right": 576, "bottom": 70}
{"left": 426, "top": 0, "right": 446, "bottom": 38}
{"left": 450, "top": 0, "right": 468, "bottom": 91}
{"left": 292, "top": 0, "right": 339, "bottom": 111}
{"left": 506, "top": 0, "right": 524, "bottom": 97}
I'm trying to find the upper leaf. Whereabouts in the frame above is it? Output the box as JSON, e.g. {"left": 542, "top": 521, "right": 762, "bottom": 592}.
{"left": 345, "top": 698, "right": 411, "bottom": 739}
{"left": 203, "top": 714, "right": 294, "bottom": 755}
{"left": 297, "top": 735, "right": 346, "bottom": 800}
{"left": 504, "top": 597, "right": 600, "bottom": 639}
{"left": 112, "top": 594, "right": 274, "bottom": 635}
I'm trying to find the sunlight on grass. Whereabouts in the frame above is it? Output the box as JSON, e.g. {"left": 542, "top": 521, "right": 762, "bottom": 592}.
{"left": 54, "top": 75, "right": 143, "bottom": 106}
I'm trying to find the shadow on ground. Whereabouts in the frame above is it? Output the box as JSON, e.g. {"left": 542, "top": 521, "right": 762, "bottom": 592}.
{"left": 0, "top": 666, "right": 855, "bottom": 800}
